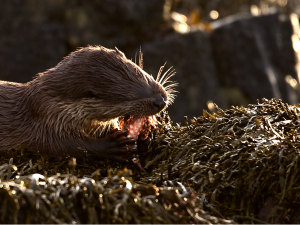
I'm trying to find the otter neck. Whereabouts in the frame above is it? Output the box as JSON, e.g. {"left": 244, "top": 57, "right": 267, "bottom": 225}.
{"left": 22, "top": 79, "right": 106, "bottom": 138}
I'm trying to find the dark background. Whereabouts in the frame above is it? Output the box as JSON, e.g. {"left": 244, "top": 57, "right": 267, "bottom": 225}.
{"left": 0, "top": 0, "right": 300, "bottom": 122}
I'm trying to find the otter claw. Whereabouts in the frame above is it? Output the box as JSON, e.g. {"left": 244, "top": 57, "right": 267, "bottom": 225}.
{"left": 119, "top": 138, "right": 135, "bottom": 146}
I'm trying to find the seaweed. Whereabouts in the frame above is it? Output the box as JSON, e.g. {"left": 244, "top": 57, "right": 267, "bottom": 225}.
{"left": 1, "top": 98, "right": 300, "bottom": 223}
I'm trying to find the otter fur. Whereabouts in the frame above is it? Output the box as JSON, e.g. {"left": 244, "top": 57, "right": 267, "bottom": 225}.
{"left": 0, "top": 46, "right": 176, "bottom": 162}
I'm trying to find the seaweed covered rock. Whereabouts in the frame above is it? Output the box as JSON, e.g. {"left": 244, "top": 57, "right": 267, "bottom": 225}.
{"left": 1, "top": 98, "right": 300, "bottom": 223}
{"left": 0, "top": 161, "right": 231, "bottom": 224}
{"left": 149, "top": 98, "right": 300, "bottom": 223}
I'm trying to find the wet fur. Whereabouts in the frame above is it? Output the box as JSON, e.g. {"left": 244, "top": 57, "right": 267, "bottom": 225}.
{"left": 0, "top": 46, "right": 172, "bottom": 159}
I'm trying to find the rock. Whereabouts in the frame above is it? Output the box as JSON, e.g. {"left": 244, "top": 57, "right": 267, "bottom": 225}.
{"left": 0, "top": 0, "right": 172, "bottom": 83}
{"left": 129, "top": 29, "right": 226, "bottom": 123}
{"left": 0, "top": 0, "right": 66, "bottom": 83}
{"left": 279, "top": 14, "right": 298, "bottom": 79}
{"left": 210, "top": 12, "right": 299, "bottom": 106}
{"left": 84, "top": 0, "right": 172, "bottom": 50}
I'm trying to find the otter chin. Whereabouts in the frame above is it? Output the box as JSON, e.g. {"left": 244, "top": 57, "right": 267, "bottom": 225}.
{"left": 0, "top": 46, "right": 176, "bottom": 162}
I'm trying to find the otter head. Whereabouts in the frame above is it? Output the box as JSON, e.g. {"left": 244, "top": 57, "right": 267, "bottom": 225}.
{"left": 34, "top": 46, "right": 176, "bottom": 129}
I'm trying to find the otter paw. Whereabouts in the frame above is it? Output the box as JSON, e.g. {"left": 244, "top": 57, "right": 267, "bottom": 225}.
{"left": 94, "top": 128, "right": 137, "bottom": 162}
{"left": 137, "top": 136, "right": 151, "bottom": 152}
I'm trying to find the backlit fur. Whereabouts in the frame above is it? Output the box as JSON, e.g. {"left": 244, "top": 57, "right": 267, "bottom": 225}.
{"left": 0, "top": 46, "right": 173, "bottom": 158}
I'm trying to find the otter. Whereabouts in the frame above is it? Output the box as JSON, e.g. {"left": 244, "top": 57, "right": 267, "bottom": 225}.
{"left": 0, "top": 46, "right": 176, "bottom": 162}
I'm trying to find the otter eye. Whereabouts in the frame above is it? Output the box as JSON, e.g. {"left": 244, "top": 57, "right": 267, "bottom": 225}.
{"left": 86, "top": 91, "right": 98, "bottom": 99}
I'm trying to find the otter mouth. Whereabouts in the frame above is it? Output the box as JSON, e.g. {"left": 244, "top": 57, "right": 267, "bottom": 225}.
{"left": 119, "top": 115, "right": 156, "bottom": 141}
{"left": 119, "top": 115, "right": 157, "bottom": 173}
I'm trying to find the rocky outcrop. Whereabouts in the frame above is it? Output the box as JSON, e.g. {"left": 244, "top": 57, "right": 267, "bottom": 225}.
{"left": 210, "top": 12, "right": 299, "bottom": 106}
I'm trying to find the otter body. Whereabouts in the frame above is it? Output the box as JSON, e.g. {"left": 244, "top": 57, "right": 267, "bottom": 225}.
{"left": 0, "top": 46, "right": 174, "bottom": 161}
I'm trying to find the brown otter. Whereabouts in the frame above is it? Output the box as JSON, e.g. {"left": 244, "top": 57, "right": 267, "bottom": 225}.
{"left": 0, "top": 46, "right": 176, "bottom": 162}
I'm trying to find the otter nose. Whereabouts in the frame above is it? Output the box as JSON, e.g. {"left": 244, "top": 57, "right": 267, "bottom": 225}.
{"left": 152, "top": 95, "right": 166, "bottom": 111}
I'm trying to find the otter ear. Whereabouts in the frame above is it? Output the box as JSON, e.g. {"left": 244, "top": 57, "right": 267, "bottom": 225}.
{"left": 115, "top": 47, "right": 126, "bottom": 59}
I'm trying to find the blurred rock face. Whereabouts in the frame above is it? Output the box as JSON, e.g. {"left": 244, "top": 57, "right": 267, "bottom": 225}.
{"left": 0, "top": 0, "right": 172, "bottom": 82}
{"left": 0, "top": 1, "right": 66, "bottom": 82}
{"left": 210, "top": 12, "right": 299, "bottom": 106}
{"left": 62, "top": 0, "right": 172, "bottom": 50}
{"left": 131, "top": 12, "right": 299, "bottom": 122}
{"left": 0, "top": 0, "right": 299, "bottom": 122}
{"left": 172, "top": 0, "right": 300, "bottom": 21}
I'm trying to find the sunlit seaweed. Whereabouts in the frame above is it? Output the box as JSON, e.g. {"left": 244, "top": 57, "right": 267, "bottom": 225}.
{"left": 1, "top": 98, "right": 300, "bottom": 223}
{"left": 145, "top": 98, "right": 300, "bottom": 223}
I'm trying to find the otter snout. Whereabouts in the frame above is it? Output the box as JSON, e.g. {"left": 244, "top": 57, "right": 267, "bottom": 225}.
{"left": 152, "top": 95, "right": 166, "bottom": 112}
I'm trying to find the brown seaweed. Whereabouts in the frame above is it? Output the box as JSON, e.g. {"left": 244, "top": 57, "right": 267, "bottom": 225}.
{"left": 1, "top": 98, "right": 300, "bottom": 223}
